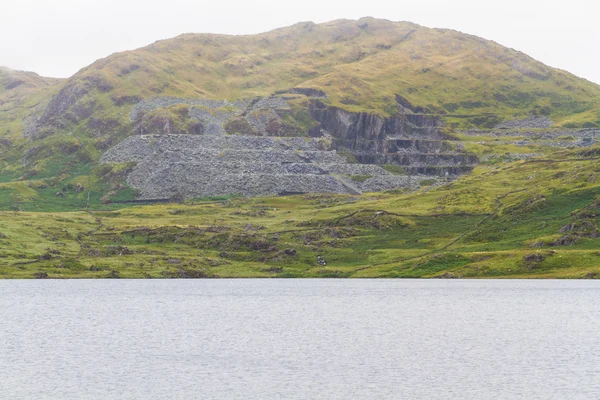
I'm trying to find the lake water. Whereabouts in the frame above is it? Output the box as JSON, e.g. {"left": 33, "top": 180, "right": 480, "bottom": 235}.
{"left": 0, "top": 279, "right": 599, "bottom": 399}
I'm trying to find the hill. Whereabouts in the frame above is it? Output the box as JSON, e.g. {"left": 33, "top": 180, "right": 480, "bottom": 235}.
{"left": 1, "top": 18, "right": 600, "bottom": 277}
{"left": 0, "top": 17, "right": 598, "bottom": 209}
{"left": 25, "top": 17, "right": 600, "bottom": 134}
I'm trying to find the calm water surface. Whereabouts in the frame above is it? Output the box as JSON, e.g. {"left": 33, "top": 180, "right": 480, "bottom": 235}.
{"left": 0, "top": 279, "right": 599, "bottom": 399}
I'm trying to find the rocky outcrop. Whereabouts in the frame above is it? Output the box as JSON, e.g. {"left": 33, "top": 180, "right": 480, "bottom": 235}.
{"left": 289, "top": 88, "right": 328, "bottom": 98}
{"left": 129, "top": 97, "right": 249, "bottom": 122}
{"left": 309, "top": 100, "right": 446, "bottom": 141}
{"left": 23, "top": 75, "right": 113, "bottom": 139}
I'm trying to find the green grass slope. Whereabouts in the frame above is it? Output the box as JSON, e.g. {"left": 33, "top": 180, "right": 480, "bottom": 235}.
{"left": 2, "top": 144, "right": 600, "bottom": 278}
{"left": 0, "top": 68, "right": 63, "bottom": 182}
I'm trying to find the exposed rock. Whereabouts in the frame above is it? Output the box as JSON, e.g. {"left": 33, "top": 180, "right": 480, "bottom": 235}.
{"left": 5, "top": 79, "right": 24, "bottom": 90}
{"left": 130, "top": 97, "right": 249, "bottom": 122}
{"left": 309, "top": 100, "right": 477, "bottom": 176}
{"left": 550, "top": 235, "right": 580, "bottom": 246}
{"left": 309, "top": 100, "right": 446, "bottom": 141}
{"left": 523, "top": 253, "right": 547, "bottom": 269}
{"left": 284, "top": 248, "right": 297, "bottom": 256}
{"left": 129, "top": 95, "right": 298, "bottom": 137}
{"left": 24, "top": 75, "right": 114, "bottom": 139}
{"left": 263, "top": 266, "right": 283, "bottom": 273}
{"left": 97, "top": 94, "right": 476, "bottom": 198}
{"left": 289, "top": 87, "right": 328, "bottom": 98}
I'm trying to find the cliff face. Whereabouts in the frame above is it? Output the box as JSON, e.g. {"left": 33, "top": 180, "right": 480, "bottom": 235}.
{"left": 309, "top": 101, "right": 446, "bottom": 141}
{"left": 309, "top": 101, "right": 477, "bottom": 176}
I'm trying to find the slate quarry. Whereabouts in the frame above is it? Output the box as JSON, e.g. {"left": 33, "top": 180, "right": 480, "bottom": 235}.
{"left": 100, "top": 95, "right": 478, "bottom": 200}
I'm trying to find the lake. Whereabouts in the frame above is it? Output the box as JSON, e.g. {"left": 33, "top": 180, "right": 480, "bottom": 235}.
{"left": 0, "top": 279, "right": 599, "bottom": 399}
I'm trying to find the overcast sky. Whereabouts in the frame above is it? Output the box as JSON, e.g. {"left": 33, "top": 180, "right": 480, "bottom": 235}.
{"left": 1, "top": 0, "right": 598, "bottom": 84}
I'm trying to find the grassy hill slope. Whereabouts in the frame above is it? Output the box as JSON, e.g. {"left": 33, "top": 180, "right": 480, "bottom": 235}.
{"left": 2, "top": 142, "right": 600, "bottom": 278}
{"left": 34, "top": 17, "right": 600, "bottom": 132}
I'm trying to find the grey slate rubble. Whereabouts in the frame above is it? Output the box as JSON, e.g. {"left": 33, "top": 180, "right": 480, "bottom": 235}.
{"left": 461, "top": 127, "right": 600, "bottom": 140}
{"left": 495, "top": 116, "right": 554, "bottom": 129}
{"left": 100, "top": 134, "right": 438, "bottom": 200}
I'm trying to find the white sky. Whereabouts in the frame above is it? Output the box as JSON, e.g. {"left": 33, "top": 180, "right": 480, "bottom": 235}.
{"left": 0, "top": 0, "right": 598, "bottom": 84}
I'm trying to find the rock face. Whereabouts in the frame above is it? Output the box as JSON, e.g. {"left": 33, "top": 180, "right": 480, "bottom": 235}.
{"left": 130, "top": 97, "right": 250, "bottom": 122}
{"left": 100, "top": 134, "right": 434, "bottom": 200}
{"left": 309, "top": 101, "right": 477, "bottom": 175}
{"left": 288, "top": 88, "right": 328, "bottom": 98}
{"left": 24, "top": 76, "right": 112, "bottom": 139}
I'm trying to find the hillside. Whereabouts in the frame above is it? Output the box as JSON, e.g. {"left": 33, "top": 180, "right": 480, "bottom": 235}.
{"left": 0, "top": 18, "right": 597, "bottom": 209}
{"left": 0, "top": 68, "right": 61, "bottom": 141}
{"left": 26, "top": 17, "right": 600, "bottom": 134}
{"left": 1, "top": 18, "right": 600, "bottom": 277}
{"left": 2, "top": 143, "right": 600, "bottom": 278}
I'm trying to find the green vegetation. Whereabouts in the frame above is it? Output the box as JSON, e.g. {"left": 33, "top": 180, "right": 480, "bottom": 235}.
{"left": 1, "top": 144, "right": 600, "bottom": 279}
{"left": 1, "top": 19, "right": 600, "bottom": 278}
{"left": 50, "top": 18, "right": 600, "bottom": 126}
{"left": 349, "top": 175, "right": 373, "bottom": 183}
{"left": 382, "top": 164, "right": 407, "bottom": 175}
